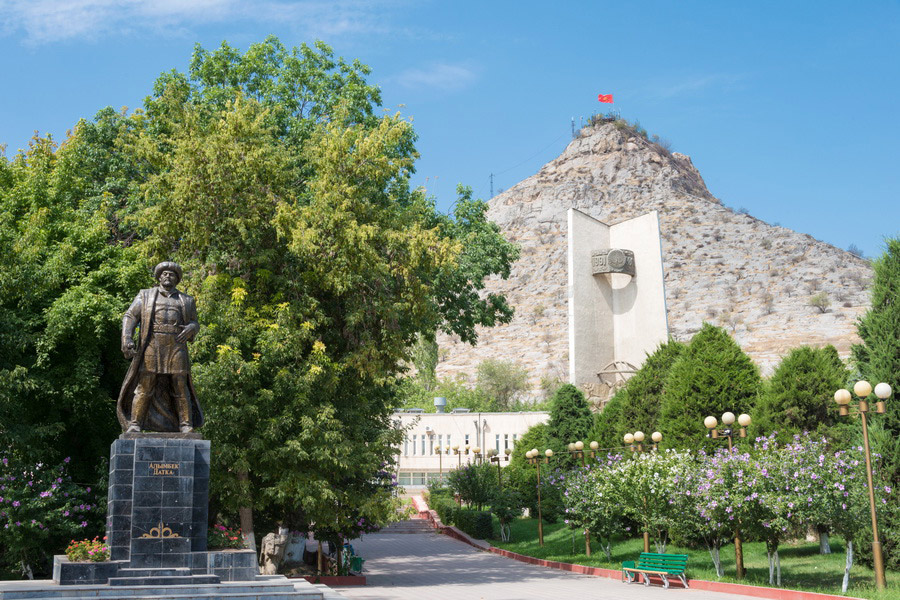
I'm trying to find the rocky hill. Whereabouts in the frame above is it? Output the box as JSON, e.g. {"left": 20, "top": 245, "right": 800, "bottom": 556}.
{"left": 436, "top": 120, "right": 872, "bottom": 403}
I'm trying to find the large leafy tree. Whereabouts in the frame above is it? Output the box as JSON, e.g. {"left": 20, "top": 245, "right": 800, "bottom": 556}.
{"left": 1, "top": 36, "right": 519, "bottom": 556}
{"left": 659, "top": 323, "right": 761, "bottom": 451}
{"left": 0, "top": 134, "right": 147, "bottom": 483}
{"left": 852, "top": 237, "right": 900, "bottom": 569}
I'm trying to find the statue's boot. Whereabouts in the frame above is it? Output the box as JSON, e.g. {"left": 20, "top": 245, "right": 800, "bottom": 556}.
{"left": 175, "top": 388, "right": 192, "bottom": 433}
{"left": 127, "top": 385, "right": 152, "bottom": 433}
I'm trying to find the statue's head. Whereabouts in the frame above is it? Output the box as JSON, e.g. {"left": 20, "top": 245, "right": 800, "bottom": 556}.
{"left": 153, "top": 261, "right": 183, "bottom": 286}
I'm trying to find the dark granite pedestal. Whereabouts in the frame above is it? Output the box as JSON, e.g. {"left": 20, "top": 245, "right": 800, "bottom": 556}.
{"left": 53, "top": 434, "right": 256, "bottom": 586}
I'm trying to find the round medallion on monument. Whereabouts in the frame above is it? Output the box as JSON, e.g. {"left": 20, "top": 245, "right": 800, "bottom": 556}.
{"left": 590, "top": 248, "right": 636, "bottom": 277}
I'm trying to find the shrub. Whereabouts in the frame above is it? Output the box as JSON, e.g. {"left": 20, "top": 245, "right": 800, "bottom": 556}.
{"left": 447, "top": 463, "right": 497, "bottom": 510}
{"left": 809, "top": 292, "right": 830, "bottom": 313}
{"left": 65, "top": 537, "right": 110, "bottom": 562}
{"left": 0, "top": 455, "right": 103, "bottom": 579}
{"left": 455, "top": 509, "right": 493, "bottom": 540}
{"left": 432, "top": 497, "right": 458, "bottom": 526}
{"left": 208, "top": 524, "right": 244, "bottom": 549}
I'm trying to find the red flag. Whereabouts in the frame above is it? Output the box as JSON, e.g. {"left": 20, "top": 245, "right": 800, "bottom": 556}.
{"left": 597, "top": 94, "right": 614, "bottom": 103}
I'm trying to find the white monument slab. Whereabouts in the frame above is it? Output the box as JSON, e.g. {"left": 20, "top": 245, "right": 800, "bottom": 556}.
{"left": 567, "top": 209, "right": 668, "bottom": 391}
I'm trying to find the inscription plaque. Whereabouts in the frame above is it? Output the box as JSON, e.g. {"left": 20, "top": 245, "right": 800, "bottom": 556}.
{"left": 148, "top": 462, "right": 179, "bottom": 476}
{"left": 591, "top": 248, "right": 636, "bottom": 276}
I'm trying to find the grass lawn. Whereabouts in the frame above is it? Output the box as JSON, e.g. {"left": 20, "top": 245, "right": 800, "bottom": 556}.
{"left": 490, "top": 517, "right": 900, "bottom": 600}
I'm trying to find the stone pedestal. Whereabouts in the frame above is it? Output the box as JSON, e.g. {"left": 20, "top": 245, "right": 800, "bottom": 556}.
{"left": 52, "top": 434, "right": 258, "bottom": 586}
{"left": 106, "top": 434, "right": 210, "bottom": 567}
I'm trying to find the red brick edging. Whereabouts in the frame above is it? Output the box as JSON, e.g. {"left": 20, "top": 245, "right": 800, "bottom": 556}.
{"left": 411, "top": 496, "right": 864, "bottom": 600}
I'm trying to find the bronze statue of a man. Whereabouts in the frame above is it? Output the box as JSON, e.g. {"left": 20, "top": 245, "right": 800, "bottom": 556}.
{"left": 117, "top": 261, "right": 203, "bottom": 433}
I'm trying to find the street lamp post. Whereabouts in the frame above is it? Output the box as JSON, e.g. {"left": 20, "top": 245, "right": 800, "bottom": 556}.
{"left": 703, "top": 412, "right": 752, "bottom": 579}
{"left": 489, "top": 448, "right": 511, "bottom": 487}
{"left": 704, "top": 412, "right": 752, "bottom": 452}
{"left": 525, "top": 448, "right": 553, "bottom": 547}
{"left": 835, "top": 381, "right": 891, "bottom": 591}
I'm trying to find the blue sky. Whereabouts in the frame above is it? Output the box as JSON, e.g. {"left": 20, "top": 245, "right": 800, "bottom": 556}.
{"left": 1, "top": 1, "right": 898, "bottom": 257}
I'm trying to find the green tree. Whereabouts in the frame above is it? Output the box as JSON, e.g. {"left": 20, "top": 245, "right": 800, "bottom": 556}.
{"left": 546, "top": 383, "right": 593, "bottom": 465}
{"left": 755, "top": 346, "right": 852, "bottom": 445}
{"left": 410, "top": 333, "right": 439, "bottom": 392}
{"left": 852, "top": 237, "right": 900, "bottom": 569}
{"left": 475, "top": 359, "right": 531, "bottom": 411}
{"left": 590, "top": 388, "right": 626, "bottom": 450}
{"left": 126, "top": 38, "right": 519, "bottom": 550}
{"left": 0, "top": 35, "right": 520, "bottom": 563}
{"left": 618, "top": 340, "right": 685, "bottom": 439}
{"left": 0, "top": 134, "right": 147, "bottom": 483}
{"left": 659, "top": 323, "right": 761, "bottom": 451}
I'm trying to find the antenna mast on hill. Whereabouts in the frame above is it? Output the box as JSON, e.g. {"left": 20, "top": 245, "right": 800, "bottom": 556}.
{"left": 490, "top": 173, "right": 494, "bottom": 198}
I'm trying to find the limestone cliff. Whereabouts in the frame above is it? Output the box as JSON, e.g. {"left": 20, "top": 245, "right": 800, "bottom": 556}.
{"left": 436, "top": 120, "right": 872, "bottom": 402}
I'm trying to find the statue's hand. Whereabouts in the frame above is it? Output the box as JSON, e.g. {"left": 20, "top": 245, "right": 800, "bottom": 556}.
{"left": 176, "top": 323, "right": 198, "bottom": 343}
{"left": 122, "top": 339, "right": 136, "bottom": 359}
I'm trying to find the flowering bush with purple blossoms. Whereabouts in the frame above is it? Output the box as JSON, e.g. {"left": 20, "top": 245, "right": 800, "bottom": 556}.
{"left": 559, "top": 453, "right": 626, "bottom": 560}
{"left": 0, "top": 455, "right": 103, "bottom": 579}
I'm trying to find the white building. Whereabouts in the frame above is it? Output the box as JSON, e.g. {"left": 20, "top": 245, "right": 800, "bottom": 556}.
{"left": 394, "top": 408, "right": 549, "bottom": 490}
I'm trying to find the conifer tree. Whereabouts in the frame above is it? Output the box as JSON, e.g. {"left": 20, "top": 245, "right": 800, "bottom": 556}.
{"left": 619, "top": 340, "right": 685, "bottom": 438}
{"left": 851, "top": 237, "right": 900, "bottom": 569}
{"left": 546, "top": 384, "right": 593, "bottom": 463}
{"left": 659, "top": 323, "right": 761, "bottom": 451}
{"left": 591, "top": 389, "right": 626, "bottom": 450}
{"left": 755, "top": 346, "right": 852, "bottom": 446}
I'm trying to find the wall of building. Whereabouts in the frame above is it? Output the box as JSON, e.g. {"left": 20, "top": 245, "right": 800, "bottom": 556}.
{"left": 394, "top": 411, "right": 549, "bottom": 489}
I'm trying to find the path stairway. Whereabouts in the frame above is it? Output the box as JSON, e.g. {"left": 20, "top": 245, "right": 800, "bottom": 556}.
{"left": 379, "top": 519, "right": 433, "bottom": 534}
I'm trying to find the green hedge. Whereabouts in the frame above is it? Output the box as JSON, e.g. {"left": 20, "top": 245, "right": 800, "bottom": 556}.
{"left": 455, "top": 509, "right": 493, "bottom": 540}
{"left": 433, "top": 497, "right": 458, "bottom": 525}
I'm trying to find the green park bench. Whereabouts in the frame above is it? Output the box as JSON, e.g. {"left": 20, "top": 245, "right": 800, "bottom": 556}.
{"left": 622, "top": 552, "right": 689, "bottom": 589}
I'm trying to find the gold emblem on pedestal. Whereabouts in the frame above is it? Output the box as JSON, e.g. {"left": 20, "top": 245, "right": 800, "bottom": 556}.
{"left": 140, "top": 521, "right": 180, "bottom": 538}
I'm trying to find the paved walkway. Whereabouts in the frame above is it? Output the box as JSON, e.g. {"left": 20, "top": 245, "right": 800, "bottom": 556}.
{"left": 332, "top": 530, "right": 764, "bottom": 600}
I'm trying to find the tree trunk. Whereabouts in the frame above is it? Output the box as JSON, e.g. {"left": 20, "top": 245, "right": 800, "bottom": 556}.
{"left": 767, "top": 550, "right": 775, "bottom": 585}
{"left": 19, "top": 561, "right": 33, "bottom": 580}
{"left": 707, "top": 543, "right": 723, "bottom": 578}
{"left": 585, "top": 529, "right": 591, "bottom": 556}
{"left": 818, "top": 527, "right": 831, "bottom": 554}
{"left": 317, "top": 540, "right": 323, "bottom": 575}
{"left": 842, "top": 540, "right": 853, "bottom": 593}
{"left": 776, "top": 549, "right": 781, "bottom": 586}
{"left": 336, "top": 539, "right": 343, "bottom": 576}
{"left": 237, "top": 470, "right": 256, "bottom": 553}
{"left": 603, "top": 541, "right": 612, "bottom": 562}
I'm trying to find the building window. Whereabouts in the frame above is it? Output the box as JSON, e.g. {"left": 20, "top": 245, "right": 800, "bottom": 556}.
{"left": 404, "top": 437, "right": 409, "bottom": 456}
{"left": 412, "top": 435, "right": 417, "bottom": 455}
{"left": 504, "top": 434, "right": 509, "bottom": 450}
{"left": 465, "top": 434, "right": 470, "bottom": 447}
{"left": 513, "top": 434, "right": 518, "bottom": 446}
{"left": 447, "top": 434, "right": 451, "bottom": 448}
{"left": 399, "top": 472, "right": 411, "bottom": 486}
{"left": 413, "top": 472, "right": 426, "bottom": 486}
{"left": 421, "top": 436, "right": 426, "bottom": 455}
{"left": 429, "top": 436, "right": 434, "bottom": 455}
{"left": 438, "top": 434, "right": 443, "bottom": 451}
{"left": 495, "top": 434, "right": 500, "bottom": 452}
